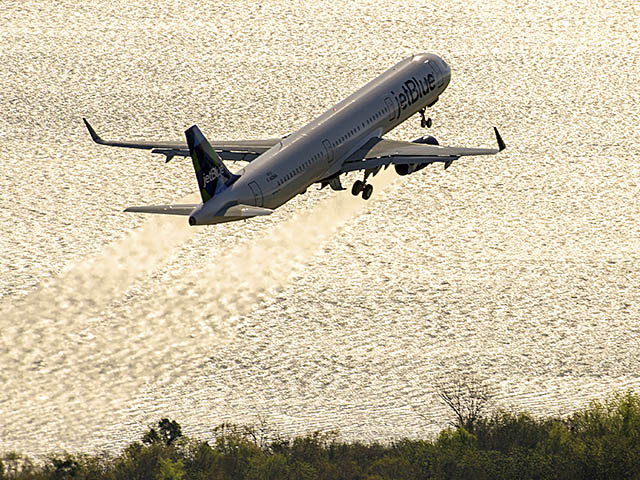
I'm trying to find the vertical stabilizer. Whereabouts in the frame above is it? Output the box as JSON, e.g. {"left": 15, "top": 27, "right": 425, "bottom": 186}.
{"left": 185, "top": 125, "right": 238, "bottom": 202}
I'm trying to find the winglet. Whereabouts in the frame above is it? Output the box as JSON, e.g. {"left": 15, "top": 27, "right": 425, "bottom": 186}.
{"left": 83, "top": 118, "right": 105, "bottom": 145}
{"left": 494, "top": 127, "right": 506, "bottom": 152}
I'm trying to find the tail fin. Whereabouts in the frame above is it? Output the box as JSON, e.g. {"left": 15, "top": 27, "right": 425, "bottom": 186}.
{"left": 185, "top": 125, "right": 238, "bottom": 202}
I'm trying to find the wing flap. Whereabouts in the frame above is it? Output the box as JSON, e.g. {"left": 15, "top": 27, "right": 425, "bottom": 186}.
{"left": 124, "top": 204, "right": 199, "bottom": 215}
{"left": 340, "top": 128, "right": 505, "bottom": 173}
{"left": 339, "top": 155, "right": 457, "bottom": 173}
{"left": 348, "top": 138, "right": 500, "bottom": 162}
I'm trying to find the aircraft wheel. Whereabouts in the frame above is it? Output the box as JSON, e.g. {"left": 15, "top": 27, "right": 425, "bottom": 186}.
{"left": 362, "top": 183, "right": 373, "bottom": 200}
{"left": 352, "top": 180, "right": 364, "bottom": 196}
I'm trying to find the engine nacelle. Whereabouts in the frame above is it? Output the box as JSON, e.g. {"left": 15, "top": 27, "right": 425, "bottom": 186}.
{"left": 395, "top": 136, "right": 439, "bottom": 175}
{"left": 395, "top": 163, "right": 430, "bottom": 176}
{"left": 412, "top": 135, "right": 439, "bottom": 145}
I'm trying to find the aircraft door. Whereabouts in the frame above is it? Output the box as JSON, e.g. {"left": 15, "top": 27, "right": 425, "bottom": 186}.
{"left": 248, "top": 181, "right": 264, "bottom": 207}
{"left": 322, "top": 139, "right": 335, "bottom": 164}
{"left": 384, "top": 97, "right": 396, "bottom": 121}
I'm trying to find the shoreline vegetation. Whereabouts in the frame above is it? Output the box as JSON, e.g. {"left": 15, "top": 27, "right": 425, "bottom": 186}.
{"left": 2, "top": 390, "right": 640, "bottom": 479}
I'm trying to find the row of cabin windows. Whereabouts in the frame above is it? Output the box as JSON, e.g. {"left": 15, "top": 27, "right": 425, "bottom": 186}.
{"left": 277, "top": 103, "right": 391, "bottom": 187}
{"left": 332, "top": 105, "right": 390, "bottom": 149}
{"left": 276, "top": 151, "right": 323, "bottom": 186}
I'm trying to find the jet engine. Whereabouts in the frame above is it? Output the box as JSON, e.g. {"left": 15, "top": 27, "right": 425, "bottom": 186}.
{"left": 412, "top": 135, "right": 439, "bottom": 145}
{"left": 394, "top": 135, "right": 439, "bottom": 176}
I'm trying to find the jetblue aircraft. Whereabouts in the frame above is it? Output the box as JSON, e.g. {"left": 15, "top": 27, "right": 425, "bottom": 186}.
{"left": 84, "top": 53, "right": 505, "bottom": 225}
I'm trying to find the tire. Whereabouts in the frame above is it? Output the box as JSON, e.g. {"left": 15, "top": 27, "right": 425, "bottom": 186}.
{"left": 362, "top": 183, "right": 373, "bottom": 200}
{"left": 352, "top": 180, "right": 364, "bottom": 196}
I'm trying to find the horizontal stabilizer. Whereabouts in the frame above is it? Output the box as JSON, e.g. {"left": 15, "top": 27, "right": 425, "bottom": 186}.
{"left": 223, "top": 204, "right": 273, "bottom": 217}
{"left": 124, "top": 204, "right": 199, "bottom": 215}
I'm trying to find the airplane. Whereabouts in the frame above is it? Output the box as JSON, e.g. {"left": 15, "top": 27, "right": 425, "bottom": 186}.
{"left": 84, "top": 53, "right": 505, "bottom": 225}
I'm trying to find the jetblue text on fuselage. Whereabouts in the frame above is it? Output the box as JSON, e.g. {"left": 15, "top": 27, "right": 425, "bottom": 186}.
{"left": 391, "top": 73, "right": 436, "bottom": 120}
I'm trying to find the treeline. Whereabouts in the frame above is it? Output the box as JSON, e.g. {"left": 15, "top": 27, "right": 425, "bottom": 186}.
{"left": 2, "top": 392, "right": 640, "bottom": 479}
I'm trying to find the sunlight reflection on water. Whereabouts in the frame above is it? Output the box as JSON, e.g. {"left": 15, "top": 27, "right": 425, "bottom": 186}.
{"left": 0, "top": 0, "right": 639, "bottom": 455}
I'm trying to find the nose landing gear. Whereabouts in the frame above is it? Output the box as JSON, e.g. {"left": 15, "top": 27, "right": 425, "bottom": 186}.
{"left": 419, "top": 108, "right": 432, "bottom": 128}
{"left": 351, "top": 179, "right": 373, "bottom": 200}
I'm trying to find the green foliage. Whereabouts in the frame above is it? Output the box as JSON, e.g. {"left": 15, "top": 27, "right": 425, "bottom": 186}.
{"left": 368, "top": 455, "right": 415, "bottom": 479}
{"left": 142, "top": 419, "right": 182, "bottom": 447}
{"left": 0, "top": 452, "right": 35, "bottom": 479}
{"left": 567, "top": 391, "right": 640, "bottom": 479}
{"left": 4, "top": 392, "right": 640, "bottom": 479}
{"left": 180, "top": 440, "right": 224, "bottom": 480}
{"left": 156, "top": 458, "right": 185, "bottom": 480}
{"left": 474, "top": 411, "right": 557, "bottom": 453}
{"left": 436, "top": 427, "right": 477, "bottom": 452}
{"left": 49, "top": 456, "right": 79, "bottom": 479}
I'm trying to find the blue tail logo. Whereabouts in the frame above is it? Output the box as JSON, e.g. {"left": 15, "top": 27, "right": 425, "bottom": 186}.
{"left": 185, "top": 125, "right": 238, "bottom": 202}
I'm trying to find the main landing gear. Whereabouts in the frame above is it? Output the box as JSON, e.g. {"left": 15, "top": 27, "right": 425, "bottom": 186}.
{"left": 352, "top": 179, "right": 373, "bottom": 200}
{"left": 419, "top": 108, "right": 432, "bottom": 128}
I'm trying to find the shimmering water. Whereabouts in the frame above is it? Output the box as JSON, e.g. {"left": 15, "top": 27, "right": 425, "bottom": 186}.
{"left": 1, "top": 0, "right": 639, "bottom": 455}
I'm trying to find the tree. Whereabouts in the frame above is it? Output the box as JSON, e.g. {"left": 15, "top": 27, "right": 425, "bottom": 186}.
{"left": 50, "top": 456, "right": 80, "bottom": 479}
{"left": 156, "top": 457, "right": 186, "bottom": 480}
{"left": 143, "top": 418, "right": 183, "bottom": 447}
{"left": 0, "top": 452, "right": 35, "bottom": 479}
{"left": 435, "top": 375, "right": 494, "bottom": 434}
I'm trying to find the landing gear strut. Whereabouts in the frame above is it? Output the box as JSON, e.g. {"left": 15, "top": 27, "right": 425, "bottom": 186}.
{"left": 419, "top": 108, "right": 432, "bottom": 128}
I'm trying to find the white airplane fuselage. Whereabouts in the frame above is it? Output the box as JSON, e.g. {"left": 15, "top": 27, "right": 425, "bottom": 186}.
{"left": 189, "top": 53, "right": 451, "bottom": 225}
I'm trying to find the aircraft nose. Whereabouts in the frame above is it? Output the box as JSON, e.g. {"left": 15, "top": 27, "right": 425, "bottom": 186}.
{"left": 440, "top": 58, "right": 451, "bottom": 78}
{"left": 439, "top": 58, "right": 451, "bottom": 87}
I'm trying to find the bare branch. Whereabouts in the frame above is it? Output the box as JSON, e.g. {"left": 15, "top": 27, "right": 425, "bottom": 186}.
{"left": 433, "top": 375, "right": 494, "bottom": 433}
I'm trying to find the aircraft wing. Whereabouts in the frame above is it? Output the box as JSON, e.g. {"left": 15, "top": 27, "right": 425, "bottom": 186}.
{"left": 340, "top": 127, "right": 505, "bottom": 173}
{"left": 83, "top": 119, "right": 280, "bottom": 162}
